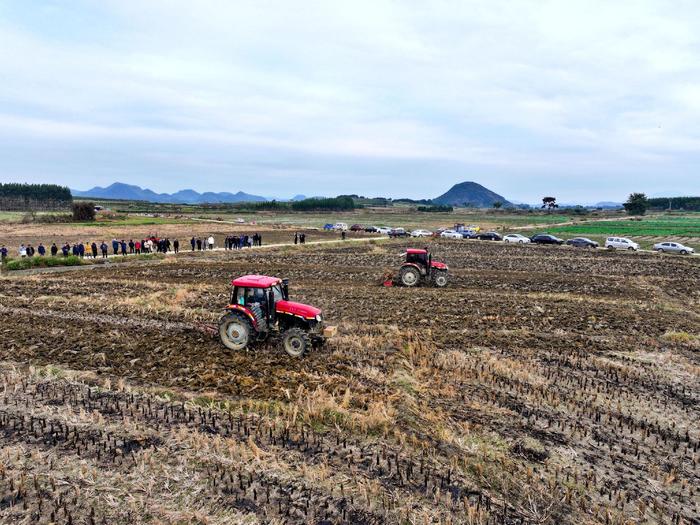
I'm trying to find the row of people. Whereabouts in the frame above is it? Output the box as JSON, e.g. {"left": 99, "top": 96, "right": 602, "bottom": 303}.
{"left": 1, "top": 232, "right": 278, "bottom": 264}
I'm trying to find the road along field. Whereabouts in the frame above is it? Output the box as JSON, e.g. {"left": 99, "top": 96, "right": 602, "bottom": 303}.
{"left": 0, "top": 240, "right": 698, "bottom": 524}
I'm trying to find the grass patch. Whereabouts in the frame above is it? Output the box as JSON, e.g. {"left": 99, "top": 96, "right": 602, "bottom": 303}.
{"left": 547, "top": 216, "right": 700, "bottom": 238}
{"left": 4, "top": 255, "right": 83, "bottom": 271}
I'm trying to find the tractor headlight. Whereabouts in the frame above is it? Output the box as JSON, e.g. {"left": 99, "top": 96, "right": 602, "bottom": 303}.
{"left": 315, "top": 314, "right": 322, "bottom": 322}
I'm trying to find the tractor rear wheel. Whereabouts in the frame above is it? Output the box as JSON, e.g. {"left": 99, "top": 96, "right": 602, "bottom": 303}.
{"left": 434, "top": 270, "right": 448, "bottom": 288}
{"left": 219, "top": 313, "right": 253, "bottom": 351}
{"left": 282, "top": 328, "right": 311, "bottom": 357}
{"left": 400, "top": 266, "right": 420, "bottom": 287}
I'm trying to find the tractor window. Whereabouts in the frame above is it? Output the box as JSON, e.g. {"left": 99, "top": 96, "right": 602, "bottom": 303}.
{"left": 407, "top": 253, "right": 426, "bottom": 265}
{"left": 245, "top": 287, "right": 266, "bottom": 305}
{"left": 235, "top": 287, "right": 245, "bottom": 305}
{"left": 271, "top": 284, "right": 284, "bottom": 302}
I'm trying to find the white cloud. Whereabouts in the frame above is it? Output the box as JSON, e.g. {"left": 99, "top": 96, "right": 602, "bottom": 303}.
{"left": 0, "top": 0, "right": 698, "bottom": 200}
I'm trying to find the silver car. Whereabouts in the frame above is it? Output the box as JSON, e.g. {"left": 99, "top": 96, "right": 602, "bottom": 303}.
{"left": 653, "top": 241, "right": 695, "bottom": 255}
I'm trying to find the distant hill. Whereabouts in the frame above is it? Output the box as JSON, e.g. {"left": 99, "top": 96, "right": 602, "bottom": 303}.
{"left": 433, "top": 181, "right": 510, "bottom": 207}
{"left": 72, "top": 182, "right": 267, "bottom": 204}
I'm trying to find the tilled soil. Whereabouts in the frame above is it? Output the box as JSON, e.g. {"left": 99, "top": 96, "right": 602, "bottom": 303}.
{"left": 0, "top": 239, "right": 698, "bottom": 524}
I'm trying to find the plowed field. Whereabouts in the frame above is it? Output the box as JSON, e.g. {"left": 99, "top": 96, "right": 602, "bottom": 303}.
{"left": 0, "top": 239, "right": 698, "bottom": 524}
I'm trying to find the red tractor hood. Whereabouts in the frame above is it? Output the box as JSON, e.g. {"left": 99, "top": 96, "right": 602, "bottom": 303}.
{"left": 431, "top": 261, "right": 448, "bottom": 270}
{"left": 275, "top": 300, "right": 321, "bottom": 319}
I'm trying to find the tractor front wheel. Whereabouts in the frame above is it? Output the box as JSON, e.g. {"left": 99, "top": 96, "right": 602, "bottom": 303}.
{"left": 282, "top": 328, "right": 311, "bottom": 357}
{"left": 400, "top": 266, "right": 420, "bottom": 287}
{"left": 219, "top": 313, "right": 253, "bottom": 351}
{"left": 434, "top": 271, "right": 448, "bottom": 288}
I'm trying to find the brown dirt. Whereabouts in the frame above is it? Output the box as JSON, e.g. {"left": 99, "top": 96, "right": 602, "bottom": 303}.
{"left": 0, "top": 239, "right": 698, "bottom": 524}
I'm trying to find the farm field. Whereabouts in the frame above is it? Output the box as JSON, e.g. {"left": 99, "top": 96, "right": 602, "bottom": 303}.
{"left": 546, "top": 215, "right": 700, "bottom": 238}
{"left": 0, "top": 239, "right": 698, "bottom": 524}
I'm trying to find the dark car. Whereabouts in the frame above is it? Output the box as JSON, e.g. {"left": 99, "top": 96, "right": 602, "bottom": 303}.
{"left": 476, "top": 231, "right": 502, "bottom": 241}
{"left": 566, "top": 237, "right": 598, "bottom": 248}
{"left": 531, "top": 234, "right": 564, "bottom": 245}
{"left": 461, "top": 231, "right": 479, "bottom": 239}
{"left": 350, "top": 224, "right": 365, "bottom": 231}
{"left": 364, "top": 226, "right": 378, "bottom": 233}
{"left": 389, "top": 228, "right": 409, "bottom": 238}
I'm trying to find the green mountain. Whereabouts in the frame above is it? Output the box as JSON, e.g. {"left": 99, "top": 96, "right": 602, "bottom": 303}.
{"left": 433, "top": 181, "right": 510, "bottom": 208}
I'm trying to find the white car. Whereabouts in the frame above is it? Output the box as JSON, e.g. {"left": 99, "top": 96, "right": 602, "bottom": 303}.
{"left": 440, "top": 230, "right": 463, "bottom": 239}
{"left": 653, "top": 241, "right": 694, "bottom": 255}
{"left": 503, "top": 234, "right": 531, "bottom": 244}
{"left": 605, "top": 237, "right": 639, "bottom": 251}
{"left": 333, "top": 222, "right": 348, "bottom": 231}
{"left": 411, "top": 229, "right": 433, "bottom": 237}
{"left": 376, "top": 227, "right": 392, "bottom": 235}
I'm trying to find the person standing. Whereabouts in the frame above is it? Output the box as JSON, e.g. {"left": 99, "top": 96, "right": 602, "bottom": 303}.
{"left": 135, "top": 240, "right": 141, "bottom": 254}
{"left": 190, "top": 236, "right": 196, "bottom": 251}
{"left": 100, "top": 241, "right": 108, "bottom": 258}
{"left": 120, "top": 240, "right": 127, "bottom": 256}
{"left": 196, "top": 238, "right": 202, "bottom": 250}
{"left": 38, "top": 243, "right": 46, "bottom": 256}
{"left": 112, "top": 238, "right": 119, "bottom": 255}
{"left": 208, "top": 235, "right": 215, "bottom": 250}
{"left": 300, "top": 233, "right": 306, "bottom": 244}
{"left": 27, "top": 245, "right": 35, "bottom": 257}
{"left": 50, "top": 243, "right": 58, "bottom": 256}
{"left": 173, "top": 239, "right": 179, "bottom": 253}
{"left": 129, "top": 239, "right": 135, "bottom": 254}
{"left": 62, "top": 244, "right": 69, "bottom": 257}
{"left": 0, "top": 245, "right": 8, "bottom": 264}
{"left": 341, "top": 231, "right": 346, "bottom": 240}
{"left": 294, "top": 232, "right": 298, "bottom": 245}
{"left": 78, "top": 243, "right": 85, "bottom": 258}
{"left": 91, "top": 242, "right": 98, "bottom": 258}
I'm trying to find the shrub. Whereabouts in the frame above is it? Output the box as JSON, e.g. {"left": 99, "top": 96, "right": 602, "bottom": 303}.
{"left": 5, "top": 255, "right": 83, "bottom": 271}
{"left": 72, "top": 202, "right": 96, "bottom": 221}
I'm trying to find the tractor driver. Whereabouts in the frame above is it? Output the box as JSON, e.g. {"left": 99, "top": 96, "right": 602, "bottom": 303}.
{"left": 246, "top": 287, "right": 268, "bottom": 310}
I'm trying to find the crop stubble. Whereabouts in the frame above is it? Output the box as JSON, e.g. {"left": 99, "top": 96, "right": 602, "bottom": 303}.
{"left": 0, "top": 240, "right": 698, "bottom": 524}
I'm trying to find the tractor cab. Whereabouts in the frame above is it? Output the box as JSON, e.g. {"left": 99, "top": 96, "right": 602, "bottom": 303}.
{"left": 405, "top": 248, "right": 431, "bottom": 273}
{"left": 231, "top": 275, "right": 287, "bottom": 320}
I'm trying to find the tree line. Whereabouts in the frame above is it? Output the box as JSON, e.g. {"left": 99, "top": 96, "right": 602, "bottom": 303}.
{"left": 237, "top": 196, "right": 356, "bottom": 212}
{"left": 647, "top": 196, "right": 700, "bottom": 211}
{"left": 0, "top": 183, "right": 72, "bottom": 211}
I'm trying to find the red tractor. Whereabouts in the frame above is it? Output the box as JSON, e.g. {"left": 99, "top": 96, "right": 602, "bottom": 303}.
{"left": 398, "top": 248, "right": 448, "bottom": 287}
{"left": 218, "top": 275, "right": 335, "bottom": 357}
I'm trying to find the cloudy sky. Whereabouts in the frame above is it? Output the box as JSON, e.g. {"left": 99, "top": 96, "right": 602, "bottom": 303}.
{"left": 1, "top": 0, "right": 699, "bottom": 202}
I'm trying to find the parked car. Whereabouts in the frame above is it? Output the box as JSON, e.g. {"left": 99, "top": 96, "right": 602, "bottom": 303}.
{"left": 389, "top": 228, "right": 409, "bottom": 238}
{"left": 364, "top": 226, "right": 378, "bottom": 233}
{"left": 411, "top": 229, "right": 433, "bottom": 237}
{"left": 605, "top": 237, "right": 639, "bottom": 251}
{"left": 566, "top": 237, "right": 599, "bottom": 248}
{"left": 503, "top": 234, "right": 530, "bottom": 244}
{"left": 531, "top": 234, "right": 564, "bottom": 245}
{"left": 323, "top": 224, "right": 334, "bottom": 230}
{"left": 376, "top": 227, "right": 392, "bottom": 235}
{"left": 653, "top": 241, "right": 694, "bottom": 255}
{"left": 333, "top": 223, "right": 348, "bottom": 231}
{"left": 475, "top": 231, "right": 502, "bottom": 241}
{"left": 440, "top": 230, "right": 463, "bottom": 239}
{"left": 462, "top": 230, "right": 479, "bottom": 239}
{"left": 350, "top": 224, "right": 364, "bottom": 231}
